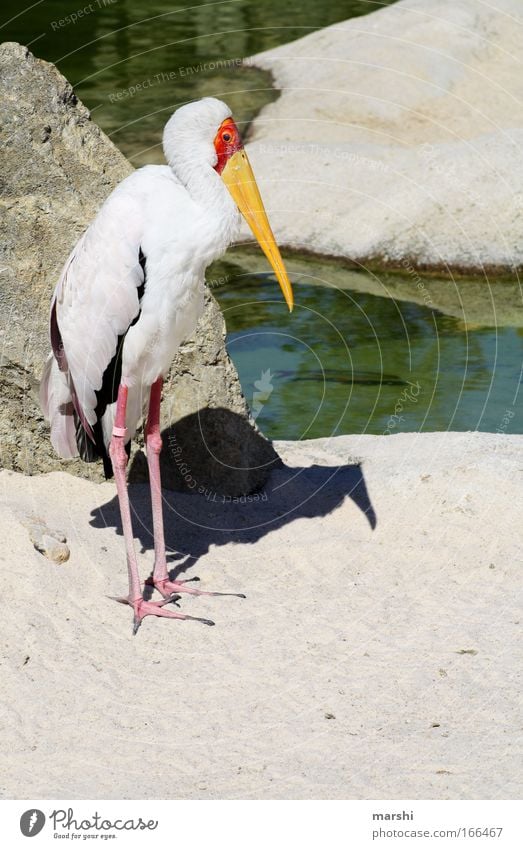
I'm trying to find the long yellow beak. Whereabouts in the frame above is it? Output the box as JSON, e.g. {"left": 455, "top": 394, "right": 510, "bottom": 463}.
{"left": 221, "top": 149, "right": 294, "bottom": 312}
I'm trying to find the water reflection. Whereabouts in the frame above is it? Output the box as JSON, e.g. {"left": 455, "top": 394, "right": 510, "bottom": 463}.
{"left": 1, "top": 0, "right": 398, "bottom": 163}
{"left": 210, "top": 250, "right": 523, "bottom": 439}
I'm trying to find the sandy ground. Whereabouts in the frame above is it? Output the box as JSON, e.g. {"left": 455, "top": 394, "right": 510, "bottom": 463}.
{"left": 1, "top": 432, "right": 521, "bottom": 799}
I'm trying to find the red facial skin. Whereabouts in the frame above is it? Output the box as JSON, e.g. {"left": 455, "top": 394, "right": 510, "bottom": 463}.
{"left": 213, "top": 118, "right": 243, "bottom": 174}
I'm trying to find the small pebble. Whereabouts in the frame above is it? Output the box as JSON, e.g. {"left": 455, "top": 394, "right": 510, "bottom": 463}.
{"left": 20, "top": 515, "right": 70, "bottom": 563}
{"left": 37, "top": 534, "right": 70, "bottom": 564}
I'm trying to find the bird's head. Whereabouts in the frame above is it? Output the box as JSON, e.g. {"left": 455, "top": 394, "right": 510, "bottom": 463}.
{"left": 163, "top": 97, "right": 293, "bottom": 312}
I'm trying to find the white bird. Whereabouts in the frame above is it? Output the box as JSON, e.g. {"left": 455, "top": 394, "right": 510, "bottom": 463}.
{"left": 40, "top": 97, "right": 293, "bottom": 633}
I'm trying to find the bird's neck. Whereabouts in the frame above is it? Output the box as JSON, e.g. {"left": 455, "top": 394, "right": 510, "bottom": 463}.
{"left": 173, "top": 160, "right": 241, "bottom": 253}
{"left": 171, "top": 154, "right": 228, "bottom": 206}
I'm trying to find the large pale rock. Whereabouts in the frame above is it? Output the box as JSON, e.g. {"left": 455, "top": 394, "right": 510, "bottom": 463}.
{"left": 0, "top": 42, "right": 278, "bottom": 493}
{"left": 245, "top": 0, "right": 523, "bottom": 272}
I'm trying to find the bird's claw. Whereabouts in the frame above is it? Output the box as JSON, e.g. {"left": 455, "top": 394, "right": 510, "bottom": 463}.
{"left": 108, "top": 595, "right": 215, "bottom": 632}
{"left": 146, "top": 575, "right": 246, "bottom": 600}
{"left": 108, "top": 571, "right": 244, "bottom": 633}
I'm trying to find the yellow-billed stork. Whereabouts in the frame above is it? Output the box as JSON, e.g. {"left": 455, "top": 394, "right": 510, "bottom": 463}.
{"left": 40, "top": 97, "right": 293, "bottom": 633}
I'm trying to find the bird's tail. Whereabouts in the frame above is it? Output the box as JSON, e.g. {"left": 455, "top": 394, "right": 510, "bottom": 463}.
{"left": 39, "top": 353, "right": 78, "bottom": 459}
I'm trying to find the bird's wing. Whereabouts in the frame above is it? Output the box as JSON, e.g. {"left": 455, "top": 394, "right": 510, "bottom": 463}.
{"left": 52, "top": 189, "right": 145, "bottom": 430}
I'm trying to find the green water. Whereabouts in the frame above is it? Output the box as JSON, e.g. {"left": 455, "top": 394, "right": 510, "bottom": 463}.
{"left": 210, "top": 250, "right": 523, "bottom": 439}
{"left": 1, "top": 0, "right": 397, "bottom": 164}
{"left": 2, "top": 0, "right": 522, "bottom": 438}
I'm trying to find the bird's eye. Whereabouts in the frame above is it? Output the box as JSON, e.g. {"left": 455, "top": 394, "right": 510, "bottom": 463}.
{"left": 222, "top": 132, "right": 232, "bottom": 142}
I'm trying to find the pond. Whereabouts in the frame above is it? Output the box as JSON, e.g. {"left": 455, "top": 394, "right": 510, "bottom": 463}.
{"left": 1, "top": 0, "right": 398, "bottom": 164}
{"left": 210, "top": 249, "right": 523, "bottom": 439}
{"left": 3, "top": 0, "right": 522, "bottom": 439}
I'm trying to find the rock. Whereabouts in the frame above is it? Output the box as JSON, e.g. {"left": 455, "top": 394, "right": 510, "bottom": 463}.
{"left": 20, "top": 515, "right": 70, "bottom": 564}
{"left": 0, "top": 42, "right": 278, "bottom": 494}
{"left": 38, "top": 535, "right": 70, "bottom": 565}
{"left": 245, "top": 0, "right": 523, "bottom": 273}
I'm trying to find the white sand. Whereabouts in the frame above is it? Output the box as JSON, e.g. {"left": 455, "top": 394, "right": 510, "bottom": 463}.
{"left": 1, "top": 432, "right": 521, "bottom": 799}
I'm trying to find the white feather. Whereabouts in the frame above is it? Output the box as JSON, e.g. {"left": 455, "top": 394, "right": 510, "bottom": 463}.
{"left": 42, "top": 97, "right": 241, "bottom": 455}
{"left": 39, "top": 354, "right": 78, "bottom": 458}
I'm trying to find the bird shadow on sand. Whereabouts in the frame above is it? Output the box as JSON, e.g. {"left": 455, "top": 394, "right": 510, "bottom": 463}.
{"left": 89, "top": 433, "right": 377, "bottom": 588}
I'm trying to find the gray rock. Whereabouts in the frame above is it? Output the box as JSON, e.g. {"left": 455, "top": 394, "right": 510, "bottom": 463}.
{"left": 0, "top": 42, "right": 279, "bottom": 494}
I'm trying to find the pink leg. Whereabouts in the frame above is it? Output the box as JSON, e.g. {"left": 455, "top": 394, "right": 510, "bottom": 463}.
{"left": 109, "top": 383, "right": 213, "bottom": 633}
{"left": 144, "top": 378, "right": 245, "bottom": 602}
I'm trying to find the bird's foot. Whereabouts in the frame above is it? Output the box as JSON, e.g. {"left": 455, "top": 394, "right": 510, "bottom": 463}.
{"left": 110, "top": 594, "right": 215, "bottom": 634}
{"left": 146, "top": 575, "right": 246, "bottom": 601}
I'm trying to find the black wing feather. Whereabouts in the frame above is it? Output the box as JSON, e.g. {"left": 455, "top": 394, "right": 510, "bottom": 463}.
{"left": 74, "top": 248, "right": 147, "bottom": 478}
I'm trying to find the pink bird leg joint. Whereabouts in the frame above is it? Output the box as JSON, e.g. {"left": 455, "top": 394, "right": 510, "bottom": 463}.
{"left": 114, "top": 384, "right": 128, "bottom": 430}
